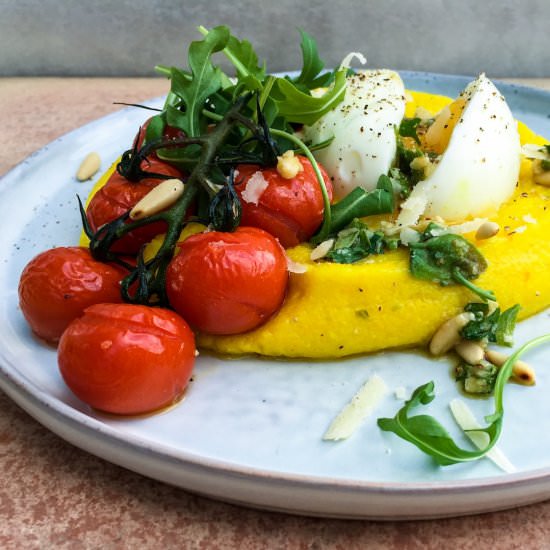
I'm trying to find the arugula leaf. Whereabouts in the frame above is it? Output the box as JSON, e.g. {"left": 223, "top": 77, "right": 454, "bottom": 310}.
{"left": 322, "top": 174, "right": 395, "bottom": 239}
{"left": 143, "top": 113, "right": 166, "bottom": 144}
{"left": 295, "top": 29, "right": 325, "bottom": 87}
{"left": 325, "top": 219, "right": 389, "bottom": 264}
{"left": 378, "top": 382, "right": 486, "bottom": 465}
{"left": 274, "top": 67, "right": 348, "bottom": 125}
{"left": 170, "top": 26, "right": 230, "bottom": 136}
{"left": 409, "top": 233, "right": 495, "bottom": 302}
{"left": 203, "top": 25, "right": 266, "bottom": 93}
{"left": 379, "top": 333, "right": 550, "bottom": 465}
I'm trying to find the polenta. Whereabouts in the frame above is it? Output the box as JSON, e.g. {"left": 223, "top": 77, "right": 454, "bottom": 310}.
{"left": 198, "top": 92, "right": 550, "bottom": 358}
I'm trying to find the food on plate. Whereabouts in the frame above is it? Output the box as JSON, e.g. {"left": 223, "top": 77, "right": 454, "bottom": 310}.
{"left": 303, "top": 68, "right": 407, "bottom": 199}
{"left": 166, "top": 227, "right": 288, "bottom": 334}
{"left": 234, "top": 154, "right": 333, "bottom": 247}
{"left": 85, "top": 155, "right": 183, "bottom": 253}
{"left": 397, "top": 73, "right": 521, "bottom": 224}
{"left": 200, "top": 94, "right": 550, "bottom": 358}
{"left": 18, "top": 247, "right": 126, "bottom": 343}
{"left": 76, "top": 152, "right": 101, "bottom": 182}
{"left": 16, "top": 25, "right": 550, "bottom": 465}
{"left": 58, "top": 303, "right": 195, "bottom": 415}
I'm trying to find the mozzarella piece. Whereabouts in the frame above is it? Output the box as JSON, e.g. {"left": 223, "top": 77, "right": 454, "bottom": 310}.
{"left": 304, "top": 70, "right": 407, "bottom": 200}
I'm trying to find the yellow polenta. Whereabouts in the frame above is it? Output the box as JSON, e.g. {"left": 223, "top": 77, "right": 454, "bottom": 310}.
{"left": 198, "top": 91, "right": 550, "bottom": 358}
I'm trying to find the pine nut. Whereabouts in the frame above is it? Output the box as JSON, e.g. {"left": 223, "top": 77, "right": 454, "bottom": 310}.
{"left": 455, "top": 340, "right": 485, "bottom": 365}
{"left": 277, "top": 150, "right": 303, "bottom": 179}
{"left": 485, "top": 349, "right": 536, "bottom": 386}
{"left": 475, "top": 221, "right": 500, "bottom": 240}
{"left": 130, "top": 179, "right": 184, "bottom": 220}
{"left": 429, "top": 312, "right": 474, "bottom": 356}
{"left": 532, "top": 159, "right": 550, "bottom": 187}
{"left": 76, "top": 152, "right": 101, "bottom": 181}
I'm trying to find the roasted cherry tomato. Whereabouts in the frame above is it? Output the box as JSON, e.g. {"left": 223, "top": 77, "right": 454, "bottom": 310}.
{"left": 18, "top": 247, "right": 126, "bottom": 343}
{"left": 166, "top": 227, "right": 288, "bottom": 335}
{"left": 86, "top": 157, "right": 183, "bottom": 254}
{"left": 58, "top": 303, "right": 195, "bottom": 415}
{"left": 234, "top": 156, "right": 333, "bottom": 248}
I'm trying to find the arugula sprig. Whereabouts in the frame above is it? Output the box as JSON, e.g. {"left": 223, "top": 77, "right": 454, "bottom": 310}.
{"left": 378, "top": 333, "right": 550, "bottom": 465}
{"left": 156, "top": 26, "right": 348, "bottom": 138}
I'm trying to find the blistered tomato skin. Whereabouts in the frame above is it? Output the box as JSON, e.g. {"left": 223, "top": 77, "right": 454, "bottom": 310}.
{"left": 86, "top": 157, "right": 182, "bottom": 254}
{"left": 58, "top": 303, "right": 195, "bottom": 415}
{"left": 166, "top": 227, "right": 288, "bottom": 335}
{"left": 18, "top": 247, "right": 126, "bottom": 343}
{"left": 235, "top": 157, "right": 333, "bottom": 248}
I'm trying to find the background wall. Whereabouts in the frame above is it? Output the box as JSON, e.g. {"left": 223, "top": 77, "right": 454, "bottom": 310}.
{"left": 1, "top": 0, "right": 549, "bottom": 77}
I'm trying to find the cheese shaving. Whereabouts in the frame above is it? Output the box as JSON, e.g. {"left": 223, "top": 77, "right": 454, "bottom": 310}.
{"left": 449, "top": 399, "right": 516, "bottom": 473}
{"left": 286, "top": 256, "right": 308, "bottom": 274}
{"left": 323, "top": 374, "right": 388, "bottom": 441}
{"left": 241, "top": 171, "right": 269, "bottom": 205}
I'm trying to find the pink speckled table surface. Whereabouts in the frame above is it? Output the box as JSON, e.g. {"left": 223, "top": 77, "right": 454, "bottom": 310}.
{"left": 1, "top": 77, "right": 550, "bottom": 549}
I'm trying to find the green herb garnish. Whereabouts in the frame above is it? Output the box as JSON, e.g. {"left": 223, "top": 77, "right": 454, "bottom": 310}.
{"left": 312, "top": 174, "right": 395, "bottom": 244}
{"left": 461, "top": 303, "right": 521, "bottom": 346}
{"left": 399, "top": 117, "right": 422, "bottom": 144}
{"left": 325, "top": 219, "right": 389, "bottom": 264}
{"left": 455, "top": 361, "right": 498, "bottom": 394}
{"left": 409, "top": 232, "right": 495, "bottom": 302}
{"left": 378, "top": 333, "right": 550, "bottom": 465}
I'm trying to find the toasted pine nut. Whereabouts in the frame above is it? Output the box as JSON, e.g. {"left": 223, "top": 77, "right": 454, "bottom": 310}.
{"left": 130, "top": 179, "right": 184, "bottom": 220}
{"left": 455, "top": 340, "right": 485, "bottom": 365}
{"left": 475, "top": 221, "right": 500, "bottom": 240}
{"left": 429, "top": 312, "right": 473, "bottom": 356}
{"left": 310, "top": 239, "right": 334, "bottom": 261}
{"left": 277, "top": 150, "right": 303, "bottom": 179}
{"left": 76, "top": 152, "right": 101, "bottom": 181}
{"left": 485, "top": 349, "right": 536, "bottom": 386}
{"left": 532, "top": 159, "right": 550, "bottom": 187}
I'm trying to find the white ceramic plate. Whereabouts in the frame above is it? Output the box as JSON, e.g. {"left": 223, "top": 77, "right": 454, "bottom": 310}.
{"left": 1, "top": 73, "right": 550, "bottom": 520}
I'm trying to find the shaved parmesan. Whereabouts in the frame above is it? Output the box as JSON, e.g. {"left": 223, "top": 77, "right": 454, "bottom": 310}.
{"left": 323, "top": 374, "right": 388, "bottom": 441}
{"left": 286, "top": 256, "right": 308, "bottom": 274}
{"left": 521, "top": 143, "right": 549, "bottom": 161}
{"left": 449, "top": 399, "right": 516, "bottom": 473}
{"left": 241, "top": 171, "right": 268, "bottom": 205}
{"left": 397, "top": 194, "right": 428, "bottom": 228}
{"left": 310, "top": 239, "right": 334, "bottom": 261}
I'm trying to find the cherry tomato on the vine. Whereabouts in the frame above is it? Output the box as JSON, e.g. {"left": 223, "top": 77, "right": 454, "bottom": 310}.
{"left": 18, "top": 246, "right": 126, "bottom": 343}
{"left": 86, "top": 157, "right": 183, "bottom": 254}
{"left": 58, "top": 303, "right": 195, "bottom": 415}
{"left": 166, "top": 227, "right": 288, "bottom": 335}
{"left": 234, "top": 156, "right": 333, "bottom": 248}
